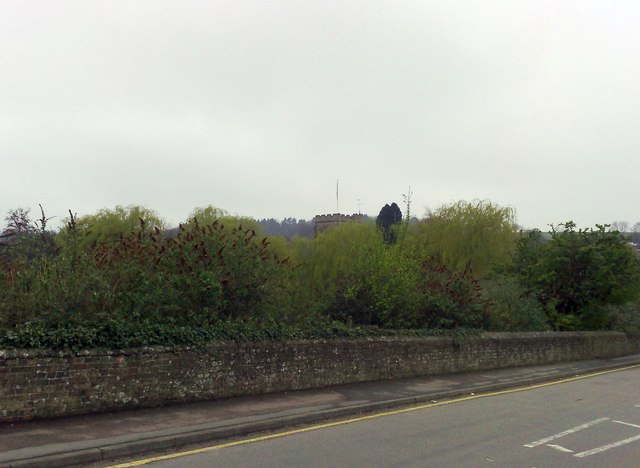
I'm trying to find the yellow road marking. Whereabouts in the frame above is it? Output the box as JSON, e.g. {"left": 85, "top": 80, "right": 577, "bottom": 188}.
{"left": 108, "top": 364, "right": 640, "bottom": 467}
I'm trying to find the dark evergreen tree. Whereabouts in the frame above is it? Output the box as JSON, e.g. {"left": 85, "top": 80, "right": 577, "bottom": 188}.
{"left": 376, "top": 202, "right": 402, "bottom": 244}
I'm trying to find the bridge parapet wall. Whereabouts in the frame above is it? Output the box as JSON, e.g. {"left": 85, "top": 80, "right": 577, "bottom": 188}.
{"left": 1, "top": 332, "right": 638, "bottom": 422}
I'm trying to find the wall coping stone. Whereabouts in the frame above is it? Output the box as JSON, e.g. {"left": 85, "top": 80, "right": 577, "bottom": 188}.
{"left": 0, "top": 331, "right": 628, "bottom": 359}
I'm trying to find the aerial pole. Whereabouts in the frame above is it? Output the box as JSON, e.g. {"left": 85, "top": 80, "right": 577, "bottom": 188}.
{"left": 336, "top": 179, "right": 339, "bottom": 213}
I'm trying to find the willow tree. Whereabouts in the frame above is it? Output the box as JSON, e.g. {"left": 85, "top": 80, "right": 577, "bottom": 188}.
{"left": 416, "top": 200, "right": 518, "bottom": 278}
{"left": 186, "top": 205, "right": 260, "bottom": 232}
{"left": 56, "top": 205, "right": 165, "bottom": 251}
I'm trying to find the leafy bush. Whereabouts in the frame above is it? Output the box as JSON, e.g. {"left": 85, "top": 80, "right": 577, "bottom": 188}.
{"left": 0, "top": 246, "right": 111, "bottom": 327}
{"left": 418, "top": 260, "right": 488, "bottom": 329}
{"left": 608, "top": 300, "right": 640, "bottom": 336}
{"left": 0, "top": 216, "right": 290, "bottom": 329}
{"left": 93, "top": 217, "right": 291, "bottom": 322}
{"left": 480, "top": 277, "right": 549, "bottom": 331}
{"left": 292, "top": 222, "right": 422, "bottom": 328}
{"left": 513, "top": 223, "right": 640, "bottom": 330}
{"left": 326, "top": 247, "right": 422, "bottom": 328}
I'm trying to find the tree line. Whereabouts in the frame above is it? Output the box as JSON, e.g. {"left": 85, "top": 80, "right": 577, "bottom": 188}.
{"left": 1, "top": 201, "right": 639, "bottom": 349}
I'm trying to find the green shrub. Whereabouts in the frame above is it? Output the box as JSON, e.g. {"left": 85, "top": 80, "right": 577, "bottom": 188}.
{"left": 418, "top": 260, "right": 488, "bottom": 329}
{"left": 481, "top": 277, "right": 549, "bottom": 331}
{"left": 513, "top": 223, "right": 640, "bottom": 330}
{"left": 0, "top": 249, "right": 111, "bottom": 327}
{"left": 0, "top": 215, "right": 290, "bottom": 329}
{"left": 608, "top": 300, "right": 640, "bottom": 336}
{"left": 92, "top": 217, "right": 290, "bottom": 322}
{"left": 292, "top": 222, "right": 422, "bottom": 328}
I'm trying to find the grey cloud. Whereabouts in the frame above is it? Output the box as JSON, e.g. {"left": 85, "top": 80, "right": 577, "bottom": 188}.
{"left": 2, "top": 1, "right": 640, "bottom": 228}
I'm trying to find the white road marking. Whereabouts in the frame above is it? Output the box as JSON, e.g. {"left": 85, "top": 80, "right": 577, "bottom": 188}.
{"left": 524, "top": 418, "right": 609, "bottom": 448}
{"left": 612, "top": 420, "right": 640, "bottom": 429}
{"left": 574, "top": 434, "right": 640, "bottom": 458}
{"left": 546, "top": 444, "right": 574, "bottom": 453}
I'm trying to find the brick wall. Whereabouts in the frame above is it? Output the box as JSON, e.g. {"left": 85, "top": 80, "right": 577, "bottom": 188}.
{"left": 1, "top": 332, "right": 637, "bottom": 422}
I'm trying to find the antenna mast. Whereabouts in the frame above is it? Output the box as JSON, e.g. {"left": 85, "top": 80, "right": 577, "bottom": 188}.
{"left": 336, "top": 179, "right": 339, "bottom": 213}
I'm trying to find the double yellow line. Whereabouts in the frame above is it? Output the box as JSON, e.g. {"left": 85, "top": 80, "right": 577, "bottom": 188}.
{"left": 109, "top": 364, "right": 640, "bottom": 467}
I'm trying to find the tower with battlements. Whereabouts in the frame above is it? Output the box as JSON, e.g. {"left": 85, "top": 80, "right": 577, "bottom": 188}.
{"left": 312, "top": 213, "right": 366, "bottom": 237}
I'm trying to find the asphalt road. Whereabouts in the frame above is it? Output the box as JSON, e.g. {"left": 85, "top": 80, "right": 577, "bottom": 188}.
{"left": 112, "top": 367, "right": 640, "bottom": 467}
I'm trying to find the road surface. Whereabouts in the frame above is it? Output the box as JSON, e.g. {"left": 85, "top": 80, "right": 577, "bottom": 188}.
{"left": 110, "top": 366, "right": 640, "bottom": 467}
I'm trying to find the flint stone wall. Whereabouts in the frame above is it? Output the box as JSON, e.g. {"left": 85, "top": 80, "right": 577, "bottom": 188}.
{"left": 1, "top": 331, "right": 638, "bottom": 422}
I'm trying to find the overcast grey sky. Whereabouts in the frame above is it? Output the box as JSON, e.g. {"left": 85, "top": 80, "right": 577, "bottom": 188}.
{"left": 2, "top": 1, "right": 640, "bottom": 229}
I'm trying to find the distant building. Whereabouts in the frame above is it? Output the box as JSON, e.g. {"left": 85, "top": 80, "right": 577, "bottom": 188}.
{"left": 312, "top": 213, "right": 366, "bottom": 237}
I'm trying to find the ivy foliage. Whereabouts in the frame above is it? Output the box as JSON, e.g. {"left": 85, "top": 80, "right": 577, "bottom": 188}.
{"left": 0, "top": 316, "right": 481, "bottom": 351}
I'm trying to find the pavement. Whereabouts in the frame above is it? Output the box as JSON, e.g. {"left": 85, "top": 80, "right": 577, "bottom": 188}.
{"left": 2, "top": 353, "right": 640, "bottom": 468}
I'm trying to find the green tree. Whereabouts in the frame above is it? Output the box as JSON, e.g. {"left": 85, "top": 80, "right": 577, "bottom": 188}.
{"left": 187, "top": 205, "right": 229, "bottom": 224}
{"left": 293, "top": 222, "right": 421, "bottom": 327}
{"left": 376, "top": 202, "right": 402, "bottom": 244}
{"left": 632, "top": 222, "right": 640, "bottom": 245}
{"left": 409, "top": 200, "right": 517, "bottom": 278}
{"left": 1, "top": 206, "right": 57, "bottom": 264}
{"left": 4, "top": 208, "right": 36, "bottom": 235}
{"left": 56, "top": 205, "right": 165, "bottom": 251}
{"left": 187, "top": 205, "right": 259, "bottom": 232}
{"left": 514, "top": 222, "right": 640, "bottom": 330}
